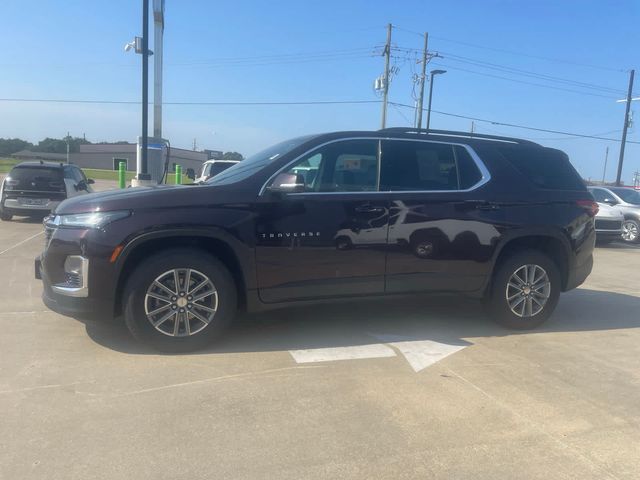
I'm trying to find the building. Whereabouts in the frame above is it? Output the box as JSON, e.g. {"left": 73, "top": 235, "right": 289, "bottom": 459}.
{"left": 11, "top": 150, "right": 68, "bottom": 162}
{"left": 68, "top": 144, "right": 212, "bottom": 177}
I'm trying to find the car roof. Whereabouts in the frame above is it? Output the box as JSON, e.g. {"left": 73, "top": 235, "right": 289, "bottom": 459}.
{"left": 12, "top": 161, "right": 65, "bottom": 169}
{"left": 203, "top": 159, "right": 240, "bottom": 164}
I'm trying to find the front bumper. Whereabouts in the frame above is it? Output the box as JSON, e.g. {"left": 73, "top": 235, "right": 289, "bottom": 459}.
{"left": 37, "top": 255, "right": 113, "bottom": 320}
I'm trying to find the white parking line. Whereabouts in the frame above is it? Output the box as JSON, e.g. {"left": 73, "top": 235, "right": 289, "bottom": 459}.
{"left": 0, "top": 231, "right": 43, "bottom": 256}
{"left": 289, "top": 344, "right": 397, "bottom": 363}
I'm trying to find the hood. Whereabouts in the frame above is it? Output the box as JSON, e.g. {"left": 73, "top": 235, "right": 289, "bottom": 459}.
{"left": 54, "top": 183, "right": 227, "bottom": 215}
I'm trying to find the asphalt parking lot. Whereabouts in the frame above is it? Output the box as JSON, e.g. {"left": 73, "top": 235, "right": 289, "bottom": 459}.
{"left": 1, "top": 186, "right": 639, "bottom": 479}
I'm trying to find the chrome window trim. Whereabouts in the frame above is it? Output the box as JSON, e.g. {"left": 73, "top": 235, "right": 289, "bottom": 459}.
{"left": 258, "top": 136, "right": 491, "bottom": 196}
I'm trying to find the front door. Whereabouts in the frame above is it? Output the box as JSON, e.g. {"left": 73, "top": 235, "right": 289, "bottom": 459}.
{"left": 255, "top": 139, "right": 389, "bottom": 303}
{"left": 380, "top": 139, "right": 502, "bottom": 294}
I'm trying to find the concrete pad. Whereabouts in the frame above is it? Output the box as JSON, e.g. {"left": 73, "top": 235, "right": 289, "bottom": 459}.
{"left": 0, "top": 216, "right": 639, "bottom": 479}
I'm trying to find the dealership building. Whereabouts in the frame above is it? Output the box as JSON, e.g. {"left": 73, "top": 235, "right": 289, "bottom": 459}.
{"left": 65, "top": 144, "right": 223, "bottom": 176}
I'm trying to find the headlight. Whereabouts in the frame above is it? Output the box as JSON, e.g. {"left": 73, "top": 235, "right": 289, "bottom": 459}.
{"left": 56, "top": 210, "right": 130, "bottom": 229}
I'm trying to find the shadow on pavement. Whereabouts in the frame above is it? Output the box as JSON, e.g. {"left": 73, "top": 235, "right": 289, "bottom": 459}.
{"left": 81, "top": 288, "right": 640, "bottom": 356}
{"left": 596, "top": 240, "right": 640, "bottom": 250}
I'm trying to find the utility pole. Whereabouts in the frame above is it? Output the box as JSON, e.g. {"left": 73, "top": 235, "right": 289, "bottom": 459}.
{"left": 139, "top": 0, "right": 151, "bottom": 181}
{"left": 615, "top": 69, "right": 635, "bottom": 186}
{"left": 66, "top": 131, "right": 70, "bottom": 164}
{"left": 602, "top": 146, "right": 609, "bottom": 184}
{"left": 470, "top": 121, "right": 475, "bottom": 134}
{"left": 380, "top": 23, "right": 392, "bottom": 129}
{"left": 415, "top": 32, "right": 429, "bottom": 129}
{"left": 193, "top": 138, "right": 197, "bottom": 151}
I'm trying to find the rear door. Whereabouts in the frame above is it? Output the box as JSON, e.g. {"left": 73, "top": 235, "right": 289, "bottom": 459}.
{"left": 380, "top": 139, "right": 501, "bottom": 294}
{"left": 255, "top": 139, "right": 390, "bottom": 303}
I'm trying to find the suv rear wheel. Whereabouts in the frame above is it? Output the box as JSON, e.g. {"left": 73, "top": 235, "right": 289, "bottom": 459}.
{"left": 123, "top": 249, "right": 237, "bottom": 352}
{"left": 487, "top": 250, "right": 561, "bottom": 329}
{"left": 0, "top": 209, "right": 12, "bottom": 221}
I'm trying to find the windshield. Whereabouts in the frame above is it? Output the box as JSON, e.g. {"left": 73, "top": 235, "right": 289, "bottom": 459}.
{"left": 206, "top": 135, "right": 316, "bottom": 185}
{"left": 611, "top": 187, "right": 640, "bottom": 205}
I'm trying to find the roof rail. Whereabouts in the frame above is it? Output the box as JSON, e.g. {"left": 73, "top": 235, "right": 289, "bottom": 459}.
{"left": 378, "top": 127, "right": 539, "bottom": 146}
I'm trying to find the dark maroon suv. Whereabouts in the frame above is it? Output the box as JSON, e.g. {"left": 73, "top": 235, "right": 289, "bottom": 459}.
{"left": 36, "top": 129, "right": 597, "bottom": 352}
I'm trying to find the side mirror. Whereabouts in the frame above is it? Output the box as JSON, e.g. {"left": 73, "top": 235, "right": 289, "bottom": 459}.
{"left": 87, "top": 178, "right": 95, "bottom": 185}
{"left": 75, "top": 180, "right": 87, "bottom": 191}
{"left": 267, "top": 173, "right": 306, "bottom": 194}
{"left": 603, "top": 197, "right": 618, "bottom": 206}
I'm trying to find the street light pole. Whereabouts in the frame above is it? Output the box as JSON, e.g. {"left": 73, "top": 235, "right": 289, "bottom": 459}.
{"left": 425, "top": 70, "right": 446, "bottom": 131}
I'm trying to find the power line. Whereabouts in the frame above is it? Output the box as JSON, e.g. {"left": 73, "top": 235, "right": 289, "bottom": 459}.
{"left": 391, "top": 46, "right": 630, "bottom": 96}
{"left": 169, "top": 47, "right": 377, "bottom": 67}
{"left": 427, "top": 61, "right": 620, "bottom": 99}
{"left": 1, "top": 95, "right": 635, "bottom": 144}
{"left": 0, "top": 98, "right": 381, "bottom": 106}
{"left": 388, "top": 101, "right": 640, "bottom": 144}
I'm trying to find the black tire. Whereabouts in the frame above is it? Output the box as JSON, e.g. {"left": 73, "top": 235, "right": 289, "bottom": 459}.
{"left": 0, "top": 210, "right": 12, "bottom": 221}
{"left": 123, "top": 249, "right": 238, "bottom": 353}
{"left": 486, "top": 249, "right": 561, "bottom": 330}
{"left": 621, "top": 219, "right": 640, "bottom": 244}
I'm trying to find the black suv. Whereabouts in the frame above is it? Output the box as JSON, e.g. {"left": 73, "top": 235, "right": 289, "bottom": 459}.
{"left": 1, "top": 161, "right": 94, "bottom": 221}
{"left": 36, "top": 129, "right": 597, "bottom": 351}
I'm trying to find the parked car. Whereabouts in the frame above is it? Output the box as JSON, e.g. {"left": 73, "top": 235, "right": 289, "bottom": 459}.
{"left": 588, "top": 186, "right": 640, "bottom": 243}
{"left": 194, "top": 160, "right": 240, "bottom": 183}
{"left": 36, "top": 129, "right": 596, "bottom": 352}
{"left": 592, "top": 201, "right": 624, "bottom": 244}
{"left": 1, "top": 161, "right": 94, "bottom": 221}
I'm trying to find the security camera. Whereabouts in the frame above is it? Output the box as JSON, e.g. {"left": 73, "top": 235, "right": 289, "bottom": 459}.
{"left": 124, "top": 41, "right": 135, "bottom": 52}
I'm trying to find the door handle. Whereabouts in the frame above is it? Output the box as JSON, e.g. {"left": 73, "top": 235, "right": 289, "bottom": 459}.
{"left": 355, "top": 205, "right": 385, "bottom": 214}
{"left": 464, "top": 200, "right": 500, "bottom": 211}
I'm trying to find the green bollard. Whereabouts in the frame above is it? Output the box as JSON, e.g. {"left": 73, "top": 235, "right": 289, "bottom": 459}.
{"left": 175, "top": 164, "right": 182, "bottom": 185}
{"left": 118, "top": 161, "right": 126, "bottom": 189}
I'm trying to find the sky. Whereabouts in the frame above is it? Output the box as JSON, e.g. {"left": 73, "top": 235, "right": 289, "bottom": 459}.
{"left": 0, "top": 0, "right": 639, "bottom": 182}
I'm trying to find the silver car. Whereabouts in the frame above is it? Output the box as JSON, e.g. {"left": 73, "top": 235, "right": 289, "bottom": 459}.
{"left": 588, "top": 186, "right": 640, "bottom": 243}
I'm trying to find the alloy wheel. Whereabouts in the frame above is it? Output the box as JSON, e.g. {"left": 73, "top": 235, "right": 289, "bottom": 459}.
{"left": 622, "top": 220, "right": 639, "bottom": 242}
{"left": 144, "top": 268, "right": 218, "bottom": 337}
{"left": 505, "top": 264, "right": 551, "bottom": 318}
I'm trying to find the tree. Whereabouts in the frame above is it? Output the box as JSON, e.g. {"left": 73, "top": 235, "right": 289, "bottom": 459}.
{"left": 32, "top": 136, "right": 91, "bottom": 154}
{"left": 0, "top": 138, "right": 33, "bottom": 156}
{"left": 222, "top": 151, "right": 243, "bottom": 161}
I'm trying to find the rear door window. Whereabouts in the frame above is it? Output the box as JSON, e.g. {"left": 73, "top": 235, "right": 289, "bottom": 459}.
{"left": 380, "top": 140, "right": 483, "bottom": 191}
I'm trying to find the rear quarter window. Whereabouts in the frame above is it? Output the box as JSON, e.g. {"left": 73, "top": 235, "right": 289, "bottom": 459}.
{"left": 496, "top": 146, "right": 585, "bottom": 190}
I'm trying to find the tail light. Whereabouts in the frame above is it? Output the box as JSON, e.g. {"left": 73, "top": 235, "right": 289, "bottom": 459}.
{"left": 576, "top": 199, "right": 599, "bottom": 217}
{"left": 5, "top": 178, "right": 18, "bottom": 189}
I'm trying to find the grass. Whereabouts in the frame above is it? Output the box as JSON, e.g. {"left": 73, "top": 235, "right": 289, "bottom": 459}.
{"left": 0, "top": 157, "right": 18, "bottom": 173}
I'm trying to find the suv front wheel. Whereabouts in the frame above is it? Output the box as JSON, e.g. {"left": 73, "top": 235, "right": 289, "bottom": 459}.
{"left": 487, "top": 250, "right": 561, "bottom": 329}
{"left": 123, "top": 249, "right": 237, "bottom": 352}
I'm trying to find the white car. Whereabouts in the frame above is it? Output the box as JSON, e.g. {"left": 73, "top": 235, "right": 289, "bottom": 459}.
{"left": 194, "top": 160, "right": 240, "bottom": 183}
{"left": 593, "top": 201, "right": 624, "bottom": 244}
